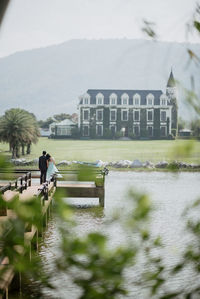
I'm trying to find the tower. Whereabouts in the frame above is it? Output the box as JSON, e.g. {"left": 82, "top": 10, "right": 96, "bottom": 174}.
{"left": 166, "top": 69, "right": 176, "bottom": 99}
{"left": 166, "top": 69, "right": 178, "bottom": 136}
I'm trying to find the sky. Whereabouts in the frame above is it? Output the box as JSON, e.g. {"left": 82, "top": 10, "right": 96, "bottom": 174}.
{"left": 0, "top": 0, "right": 199, "bottom": 58}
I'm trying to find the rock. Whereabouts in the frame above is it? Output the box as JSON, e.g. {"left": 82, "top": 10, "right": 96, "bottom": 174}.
{"left": 155, "top": 161, "right": 169, "bottom": 168}
{"left": 130, "top": 159, "right": 143, "bottom": 168}
{"left": 11, "top": 158, "right": 26, "bottom": 165}
{"left": 114, "top": 160, "right": 131, "bottom": 168}
{"left": 177, "top": 162, "right": 188, "bottom": 168}
{"left": 57, "top": 160, "right": 72, "bottom": 166}
{"left": 25, "top": 158, "right": 39, "bottom": 166}
{"left": 107, "top": 161, "right": 117, "bottom": 167}
{"left": 144, "top": 161, "right": 154, "bottom": 168}
{"left": 190, "top": 163, "right": 200, "bottom": 169}
{"left": 103, "top": 162, "right": 109, "bottom": 167}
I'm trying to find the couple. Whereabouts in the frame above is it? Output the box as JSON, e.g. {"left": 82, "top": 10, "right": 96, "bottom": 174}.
{"left": 39, "top": 150, "right": 60, "bottom": 184}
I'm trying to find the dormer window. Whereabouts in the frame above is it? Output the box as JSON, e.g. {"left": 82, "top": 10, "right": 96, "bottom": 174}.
{"left": 96, "top": 93, "right": 104, "bottom": 105}
{"left": 84, "top": 98, "right": 89, "bottom": 105}
{"left": 121, "top": 93, "right": 129, "bottom": 105}
{"left": 109, "top": 93, "right": 117, "bottom": 105}
{"left": 160, "top": 94, "right": 167, "bottom": 106}
{"left": 111, "top": 98, "right": 116, "bottom": 105}
{"left": 133, "top": 94, "right": 140, "bottom": 106}
{"left": 147, "top": 94, "right": 154, "bottom": 106}
{"left": 97, "top": 97, "right": 103, "bottom": 105}
{"left": 83, "top": 92, "right": 90, "bottom": 105}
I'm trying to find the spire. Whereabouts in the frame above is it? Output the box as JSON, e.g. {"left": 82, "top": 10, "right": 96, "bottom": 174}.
{"left": 167, "top": 69, "right": 175, "bottom": 87}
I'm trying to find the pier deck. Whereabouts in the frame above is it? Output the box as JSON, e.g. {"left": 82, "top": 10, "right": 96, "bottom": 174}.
{"left": 0, "top": 168, "right": 106, "bottom": 298}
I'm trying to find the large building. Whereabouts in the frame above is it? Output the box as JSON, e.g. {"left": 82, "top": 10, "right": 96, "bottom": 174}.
{"left": 78, "top": 71, "right": 178, "bottom": 139}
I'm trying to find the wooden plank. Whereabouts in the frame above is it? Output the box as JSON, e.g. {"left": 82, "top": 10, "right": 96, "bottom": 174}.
{"left": 57, "top": 185, "right": 104, "bottom": 198}
{"left": 57, "top": 182, "right": 95, "bottom": 188}
{"left": 19, "top": 186, "right": 39, "bottom": 201}
{"left": 2, "top": 190, "right": 19, "bottom": 202}
{"left": 0, "top": 266, "right": 14, "bottom": 290}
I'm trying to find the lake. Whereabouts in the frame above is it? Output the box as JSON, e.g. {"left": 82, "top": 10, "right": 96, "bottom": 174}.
{"left": 17, "top": 171, "right": 200, "bottom": 298}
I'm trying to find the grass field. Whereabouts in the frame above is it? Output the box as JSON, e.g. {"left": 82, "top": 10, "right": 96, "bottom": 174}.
{"left": 0, "top": 138, "right": 200, "bottom": 164}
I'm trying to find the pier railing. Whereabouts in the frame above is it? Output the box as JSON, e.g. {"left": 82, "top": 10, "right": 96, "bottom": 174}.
{"left": 36, "top": 173, "right": 57, "bottom": 202}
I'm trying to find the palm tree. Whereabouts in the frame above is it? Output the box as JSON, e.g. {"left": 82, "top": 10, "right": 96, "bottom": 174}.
{"left": 23, "top": 112, "right": 40, "bottom": 155}
{"left": 0, "top": 108, "right": 40, "bottom": 158}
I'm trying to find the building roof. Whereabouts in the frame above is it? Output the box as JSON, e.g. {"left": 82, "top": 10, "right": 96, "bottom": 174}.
{"left": 167, "top": 70, "right": 175, "bottom": 87}
{"left": 56, "top": 119, "right": 76, "bottom": 126}
{"left": 85, "top": 89, "right": 164, "bottom": 105}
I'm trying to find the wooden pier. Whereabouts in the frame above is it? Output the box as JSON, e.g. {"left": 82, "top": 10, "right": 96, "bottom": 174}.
{"left": 0, "top": 168, "right": 106, "bottom": 298}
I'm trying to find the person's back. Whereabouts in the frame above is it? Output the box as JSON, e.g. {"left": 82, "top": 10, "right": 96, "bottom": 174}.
{"left": 39, "top": 155, "right": 47, "bottom": 171}
{"left": 39, "top": 151, "right": 47, "bottom": 184}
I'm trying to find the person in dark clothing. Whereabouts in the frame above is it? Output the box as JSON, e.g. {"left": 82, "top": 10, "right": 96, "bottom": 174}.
{"left": 39, "top": 151, "right": 47, "bottom": 184}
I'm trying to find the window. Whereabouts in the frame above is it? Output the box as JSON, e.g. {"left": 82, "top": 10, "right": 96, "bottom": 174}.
{"left": 160, "top": 126, "right": 166, "bottom": 137}
{"left": 97, "top": 97, "right": 103, "bottom": 105}
{"left": 122, "top": 98, "right": 128, "bottom": 105}
{"left": 135, "top": 98, "right": 140, "bottom": 106}
{"left": 83, "top": 126, "right": 89, "bottom": 136}
{"left": 147, "top": 110, "right": 153, "bottom": 121}
{"left": 134, "top": 110, "right": 140, "bottom": 121}
{"left": 160, "top": 94, "right": 167, "bottom": 106}
{"left": 110, "top": 110, "right": 116, "bottom": 121}
{"left": 110, "top": 98, "right": 116, "bottom": 105}
{"left": 122, "top": 110, "right": 128, "bottom": 121}
{"left": 147, "top": 126, "right": 153, "bottom": 137}
{"left": 57, "top": 127, "right": 71, "bottom": 136}
{"left": 148, "top": 98, "right": 153, "bottom": 106}
{"left": 133, "top": 126, "right": 140, "bottom": 136}
{"left": 121, "top": 93, "right": 129, "bottom": 105}
{"left": 160, "top": 111, "right": 166, "bottom": 122}
{"left": 83, "top": 109, "right": 89, "bottom": 121}
{"left": 147, "top": 94, "right": 154, "bottom": 106}
{"left": 96, "top": 125, "right": 103, "bottom": 136}
{"left": 161, "top": 99, "right": 167, "bottom": 106}
{"left": 133, "top": 94, "right": 140, "bottom": 106}
{"left": 109, "top": 93, "right": 117, "bottom": 105}
{"left": 110, "top": 125, "right": 116, "bottom": 135}
{"left": 96, "top": 110, "right": 103, "bottom": 121}
{"left": 84, "top": 98, "right": 89, "bottom": 105}
{"left": 96, "top": 93, "right": 104, "bottom": 105}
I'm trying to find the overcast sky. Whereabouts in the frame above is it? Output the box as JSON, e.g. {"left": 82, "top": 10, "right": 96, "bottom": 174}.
{"left": 0, "top": 0, "right": 199, "bottom": 57}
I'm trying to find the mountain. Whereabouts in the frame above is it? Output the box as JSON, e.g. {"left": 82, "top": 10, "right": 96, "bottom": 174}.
{"left": 0, "top": 39, "right": 199, "bottom": 120}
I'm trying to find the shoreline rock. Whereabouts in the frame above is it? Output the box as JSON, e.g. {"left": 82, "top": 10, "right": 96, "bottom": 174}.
{"left": 9, "top": 158, "right": 200, "bottom": 170}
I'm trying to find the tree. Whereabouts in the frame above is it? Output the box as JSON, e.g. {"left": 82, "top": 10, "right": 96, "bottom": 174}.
{"left": 53, "top": 113, "right": 71, "bottom": 122}
{"left": 0, "top": 108, "right": 40, "bottom": 158}
{"left": 178, "top": 117, "right": 187, "bottom": 131}
{"left": 190, "top": 118, "right": 200, "bottom": 137}
{"left": 38, "top": 117, "right": 54, "bottom": 129}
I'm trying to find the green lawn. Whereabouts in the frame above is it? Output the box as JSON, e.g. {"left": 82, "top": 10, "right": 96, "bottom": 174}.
{"left": 0, "top": 138, "right": 200, "bottom": 163}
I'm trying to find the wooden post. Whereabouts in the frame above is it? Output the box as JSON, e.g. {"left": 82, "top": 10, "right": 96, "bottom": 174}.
{"left": 36, "top": 230, "right": 38, "bottom": 251}
{"left": 28, "top": 172, "right": 31, "bottom": 187}
{"left": 25, "top": 174, "right": 27, "bottom": 190}
{"left": 54, "top": 175, "right": 57, "bottom": 187}
{"left": 0, "top": 192, "right": 7, "bottom": 216}
{"left": 29, "top": 242, "right": 31, "bottom": 261}
{"left": 0, "top": 202, "right": 7, "bottom": 216}
{"left": 20, "top": 177, "right": 23, "bottom": 193}
{"left": 98, "top": 188, "right": 105, "bottom": 207}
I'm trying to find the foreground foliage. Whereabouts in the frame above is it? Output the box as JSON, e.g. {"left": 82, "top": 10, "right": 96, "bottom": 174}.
{"left": 0, "top": 156, "right": 200, "bottom": 298}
